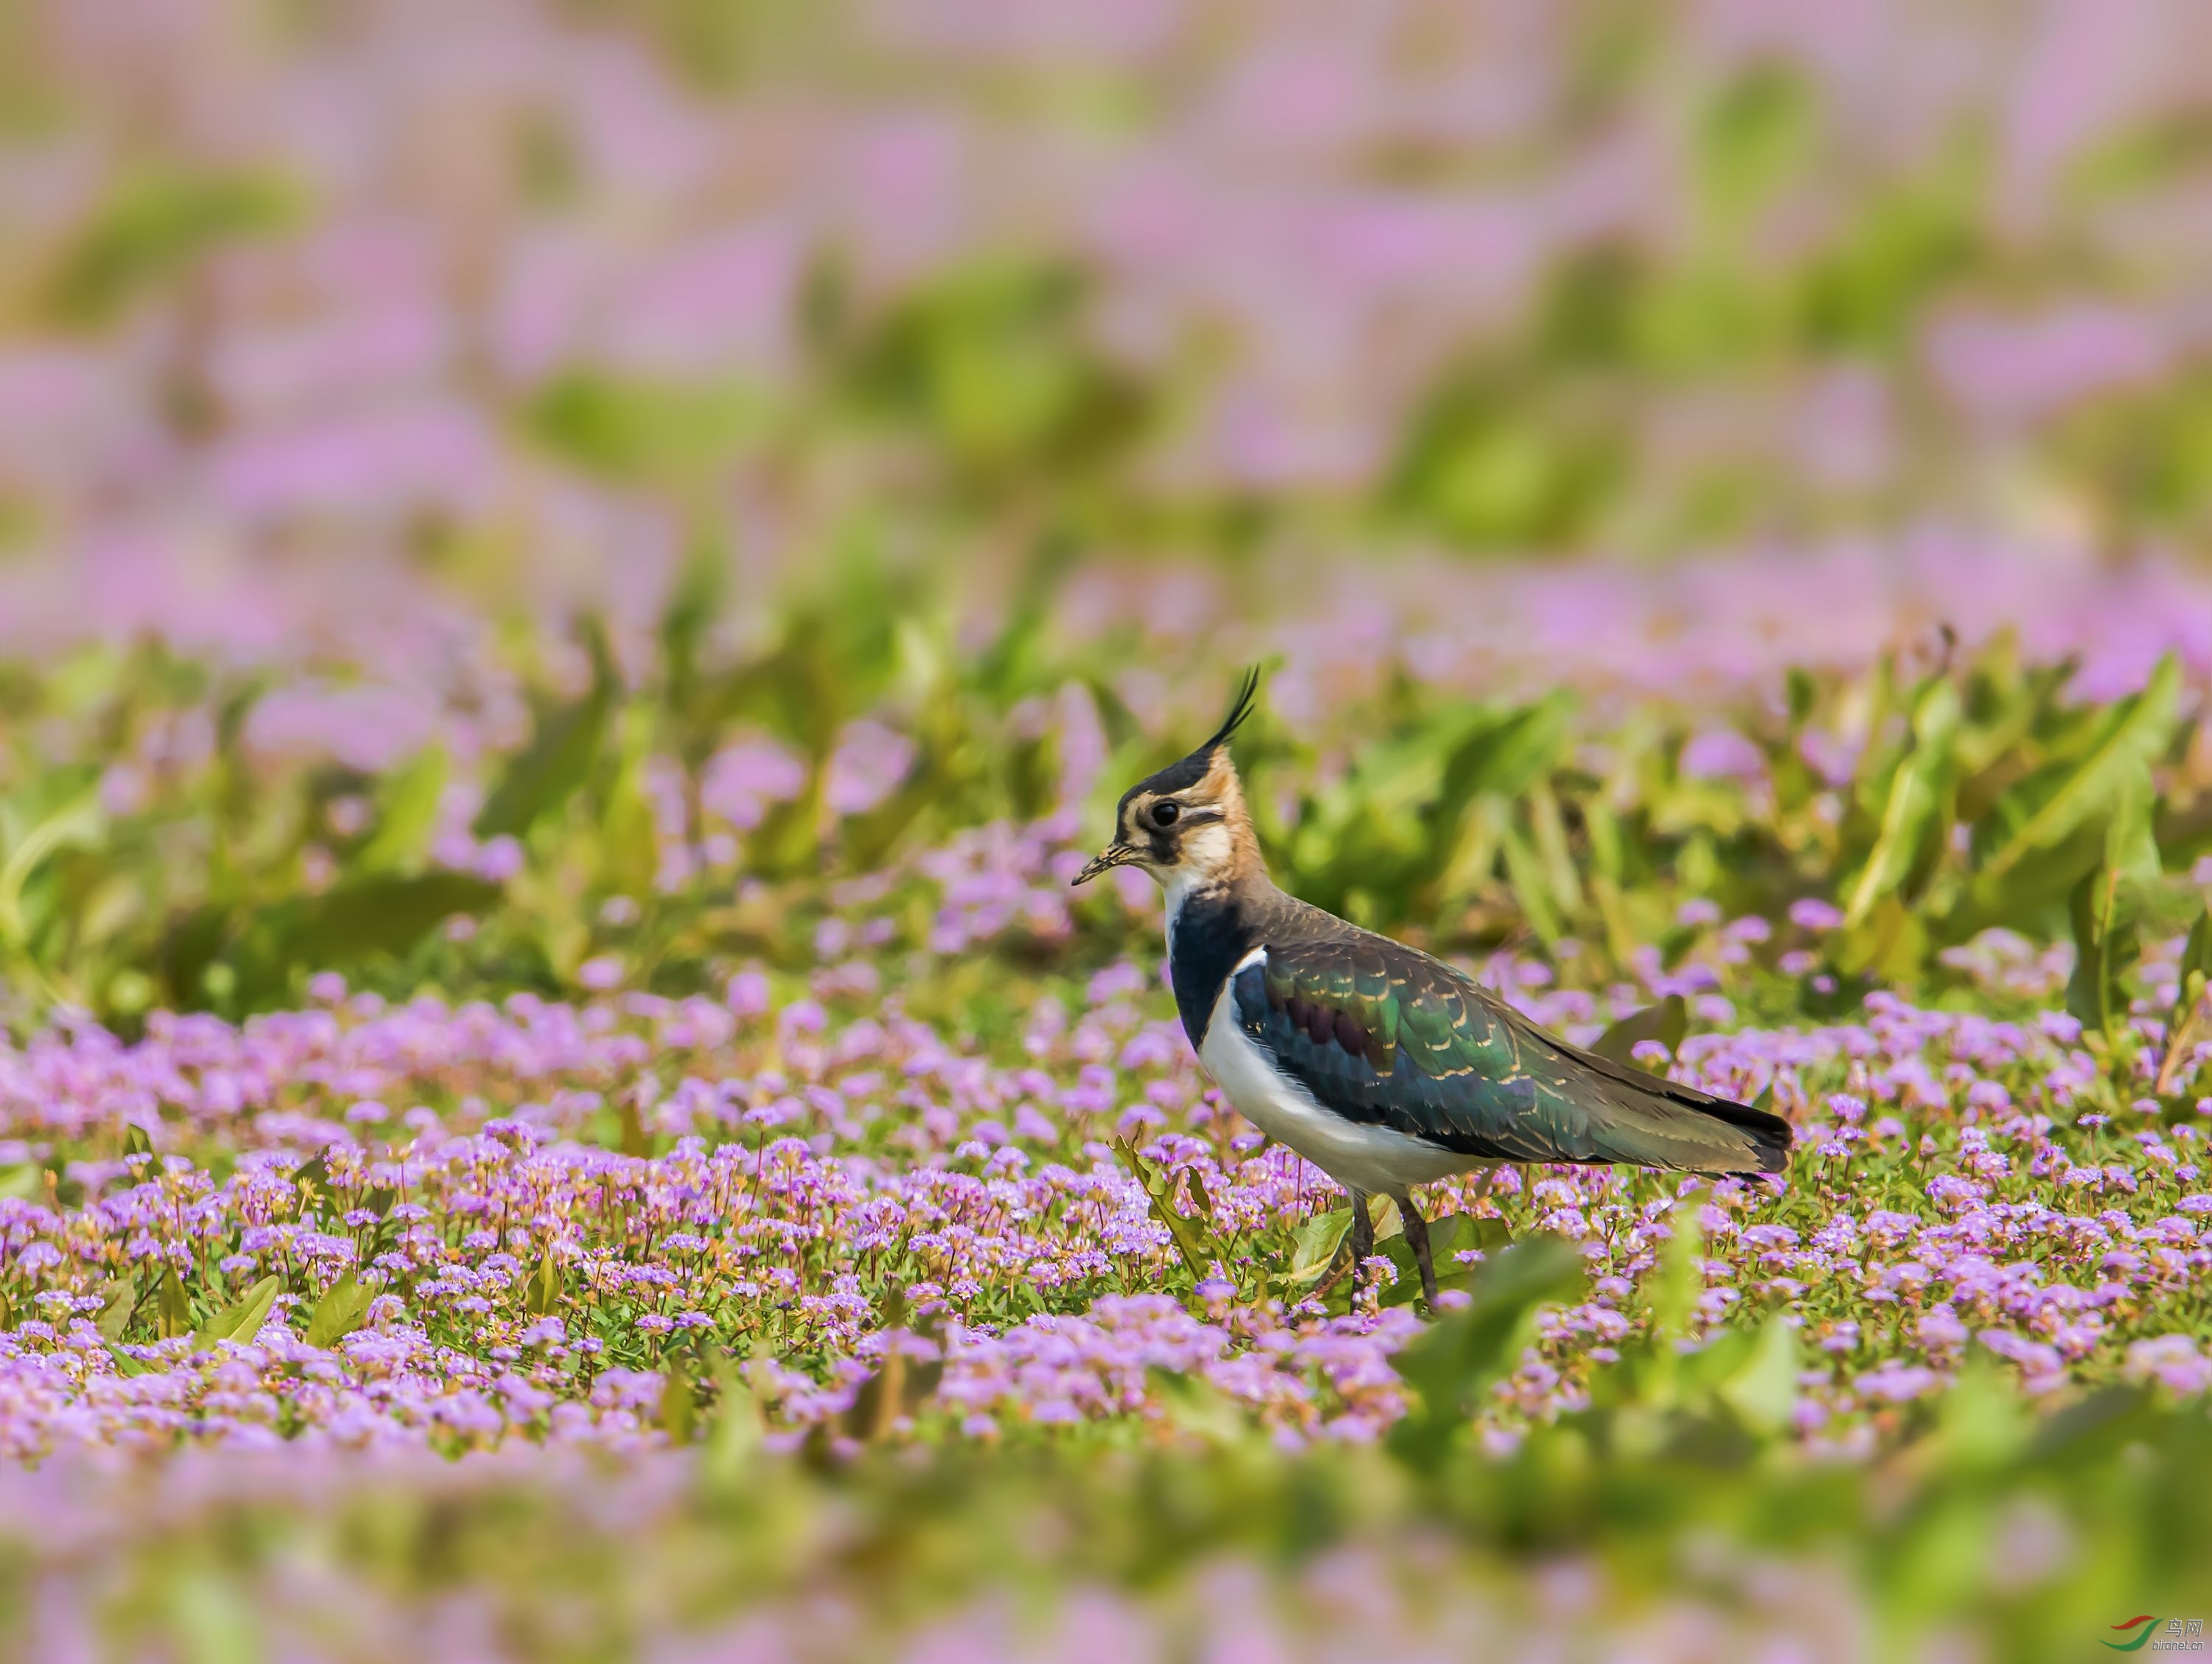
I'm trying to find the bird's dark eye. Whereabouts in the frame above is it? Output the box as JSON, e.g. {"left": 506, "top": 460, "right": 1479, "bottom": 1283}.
{"left": 1151, "top": 801, "right": 1180, "bottom": 827}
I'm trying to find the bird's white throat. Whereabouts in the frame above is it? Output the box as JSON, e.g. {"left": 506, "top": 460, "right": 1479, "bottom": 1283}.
{"left": 1158, "top": 824, "right": 1239, "bottom": 955}
{"left": 1160, "top": 864, "right": 1228, "bottom": 967}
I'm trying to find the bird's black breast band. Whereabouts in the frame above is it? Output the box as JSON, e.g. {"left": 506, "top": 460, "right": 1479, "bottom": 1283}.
{"left": 1166, "top": 888, "right": 1256, "bottom": 1051}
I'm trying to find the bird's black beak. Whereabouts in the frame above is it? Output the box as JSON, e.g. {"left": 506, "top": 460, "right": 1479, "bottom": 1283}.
{"left": 1072, "top": 843, "right": 1138, "bottom": 886}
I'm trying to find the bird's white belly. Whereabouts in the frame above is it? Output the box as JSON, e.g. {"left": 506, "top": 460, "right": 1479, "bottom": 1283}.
{"left": 1197, "top": 973, "right": 1479, "bottom": 1197}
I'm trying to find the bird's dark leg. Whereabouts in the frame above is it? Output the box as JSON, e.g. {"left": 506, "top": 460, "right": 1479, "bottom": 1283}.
{"left": 1346, "top": 1188, "right": 1374, "bottom": 1293}
{"left": 1395, "top": 1191, "right": 1439, "bottom": 1309}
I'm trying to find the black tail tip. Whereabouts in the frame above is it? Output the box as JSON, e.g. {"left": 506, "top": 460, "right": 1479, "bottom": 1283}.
{"left": 1734, "top": 1121, "right": 1794, "bottom": 1179}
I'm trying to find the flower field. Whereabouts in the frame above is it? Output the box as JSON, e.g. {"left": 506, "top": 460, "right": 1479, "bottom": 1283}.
{"left": 8, "top": 1, "right": 2212, "bottom": 1658}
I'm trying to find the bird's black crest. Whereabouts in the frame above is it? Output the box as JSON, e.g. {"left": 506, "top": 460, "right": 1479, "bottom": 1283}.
{"left": 1200, "top": 666, "right": 1262, "bottom": 756}
{"left": 1124, "top": 669, "right": 1262, "bottom": 803}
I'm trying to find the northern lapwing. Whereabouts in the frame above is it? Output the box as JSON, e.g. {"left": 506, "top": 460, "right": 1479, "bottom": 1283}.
{"left": 1074, "top": 672, "right": 1792, "bottom": 1306}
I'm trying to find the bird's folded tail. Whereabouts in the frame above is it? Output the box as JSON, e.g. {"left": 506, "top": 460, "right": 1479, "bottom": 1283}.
{"left": 1558, "top": 1040, "right": 1793, "bottom": 1177}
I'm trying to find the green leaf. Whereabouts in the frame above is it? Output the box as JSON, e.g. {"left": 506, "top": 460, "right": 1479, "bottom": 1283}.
{"left": 1147, "top": 1367, "right": 1251, "bottom": 1446}
{"left": 0, "top": 1156, "right": 86, "bottom": 1209}
{"left": 1113, "top": 1138, "right": 1225, "bottom": 1282}
{"left": 1676, "top": 1324, "right": 1756, "bottom": 1393}
{"left": 1285, "top": 1208, "right": 1353, "bottom": 1287}
{"left": 703, "top": 1376, "right": 763, "bottom": 1484}
{"left": 1523, "top": 781, "right": 1585, "bottom": 921}
{"left": 600, "top": 710, "right": 663, "bottom": 899}
{"left": 659, "top": 1370, "right": 698, "bottom": 1444}
{"left": 105, "top": 1343, "right": 149, "bottom": 1378}
{"left": 2067, "top": 867, "right": 2138, "bottom": 1043}
{"left": 1714, "top": 1319, "right": 1800, "bottom": 1437}
{"left": 1649, "top": 1199, "right": 1705, "bottom": 1350}
{"left": 2156, "top": 902, "right": 2212, "bottom": 1094}
{"left": 234, "top": 872, "right": 502, "bottom": 1006}
{"left": 356, "top": 746, "right": 449, "bottom": 872}
{"left": 193, "top": 1274, "right": 282, "bottom": 1350}
{"left": 852, "top": 262, "right": 1139, "bottom": 476}
{"left": 2180, "top": 902, "right": 2212, "bottom": 992}
{"left": 1498, "top": 823, "right": 1565, "bottom": 944}
{"left": 1588, "top": 995, "right": 1688, "bottom": 1068}
{"left": 46, "top": 169, "right": 298, "bottom": 324}
{"left": 1387, "top": 1236, "right": 1582, "bottom": 1461}
{"left": 122, "top": 1122, "right": 155, "bottom": 1163}
{"left": 1933, "top": 1354, "right": 2031, "bottom": 1472}
{"left": 1083, "top": 676, "right": 1142, "bottom": 751}
{"left": 840, "top": 1295, "right": 946, "bottom": 1444}
{"left": 745, "top": 767, "right": 827, "bottom": 880}
{"left": 157, "top": 902, "right": 238, "bottom": 1017}
{"left": 1438, "top": 693, "right": 1574, "bottom": 809}
{"left": 1702, "top": 63, "right": 1820, "bottom": 217}
{"left": 290, "top": 1148, "right": 331, "bottom": 1203}
{"left": 614, "top": 1096, "right": 652, "bottom": 1160}
{"left": 156, "top": 1267, "right": 192, "bottom": 1340}
{"left": 473, "top": 649, "right": 616, "bottom": 840}
{"left": 516, "top": 1243, "right": 563, "bottom": 1317}
{"left": 2104, "top": 762, "right": 2166, "bottom": 891}
{"left": 1973, "top": 652, "right": 2180, "bottom": 894}
{"left": 96, "top": 1275, "right": 140, "bottom": 1341}
{"left": 526, "top": 374, "right": 764, "bottom": 484}
{"left": 2065, "top": 763, "right": 2161, "bottom": 1042}
{"left": 1280, "top": 695, "right": 1571, "bottom": 922}
{"left": 304, "top": 1273, "right": 372, "bottom": 1348}
{"left": 2022, "top": 1382, "right": 2155, "bottom": 1466}
{"left": 0, "top": 787, "right": 105, "bottom": 949}
{"left": 1842, "top": 677, "right": 1959, "bottom": 927}
{"left": 660, "top": 532, "right": 726, "bottom": 700}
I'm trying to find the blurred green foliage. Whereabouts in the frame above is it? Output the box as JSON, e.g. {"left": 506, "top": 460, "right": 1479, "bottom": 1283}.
{"left": 44, "top": 169, "right": 299, "bottom": 327}
{"left": 5, "top": 1239, "right": 2206, "bottom": 1661}
{"left": 0, "top": 568, "right": 2205, "bottom": 1037}
{"left": 525, "top": 375, "right": 771, "bottom": 486}
{"left": 846, "top": 264, "right": 1150, "bottom": 493}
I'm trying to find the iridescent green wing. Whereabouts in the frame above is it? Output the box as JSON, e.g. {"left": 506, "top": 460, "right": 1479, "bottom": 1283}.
{"left": 1230, "top": 936, "right": 1789, "bottom": 1174}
